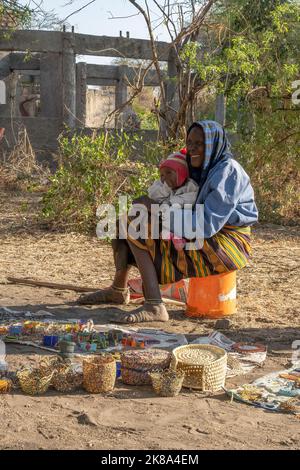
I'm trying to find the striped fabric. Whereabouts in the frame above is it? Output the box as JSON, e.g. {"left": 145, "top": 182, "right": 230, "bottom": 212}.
{"left": 128, "top": 225, "right": 252, "bottom": 285}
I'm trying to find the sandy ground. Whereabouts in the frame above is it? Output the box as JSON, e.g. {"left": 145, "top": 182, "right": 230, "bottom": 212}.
{"left": 0, "top": 189, "right": 299, "bottom": 450}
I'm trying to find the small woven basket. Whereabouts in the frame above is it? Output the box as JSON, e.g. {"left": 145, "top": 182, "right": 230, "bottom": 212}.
{"left": 171, "top": 344, "right": 227, "bottom": 391}
{"left": 17, "top": 368, "right": 54, "bottom": 395}
{"left": 150, "top": 369, "right": 185, "bottom": 397}
{"left": 51, "top": 360, "right": 83, "bottom": 393}
{"left": 83, "top": 356, "right": 116, "bottom": 393}
{"left": 121, "top": 349, "right": 171, "bottom": 386}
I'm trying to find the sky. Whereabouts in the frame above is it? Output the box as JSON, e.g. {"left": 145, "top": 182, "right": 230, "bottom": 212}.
{"left": 42, "top": 0, "right": 169, "bottom": 39}
{"left": 24, "top": 0, "right": 171, "bottom": 64}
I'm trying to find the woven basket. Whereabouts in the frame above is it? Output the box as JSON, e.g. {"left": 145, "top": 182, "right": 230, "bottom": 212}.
{"left": 280, "top": 398, "right": 300, "bottom": 414}
{"left": 38, "top": 356, "right": 60, "bottom": 375}
{"left": 32, "top": 356, "right": 82, "bottom": 393}
{"left": 51, "top": 362, "right": 83, "bottom": 393}
{"left": 17, "top": 368, "right": 54, "bottom": 395}
{"left": 83, "top": 356, "right": 116, "bottom": 393}
{"left": 121, "top": 349, "right": 171, "bottom": 386}
{"left": 150, "top": 369, "right": 185, "bottom": 397}
{"left": 171, "top": 344, "right": 227, "bottom": 391}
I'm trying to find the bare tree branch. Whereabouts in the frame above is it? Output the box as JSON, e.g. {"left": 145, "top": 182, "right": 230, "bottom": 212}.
{"left": 129, "top": 0, "right": 166, "bottom": 103}
{"left": 107, "top": 11, "right": 141, "bottom": 20}
{"left": 58, "top": 0, "right": 96, "bottom": 25}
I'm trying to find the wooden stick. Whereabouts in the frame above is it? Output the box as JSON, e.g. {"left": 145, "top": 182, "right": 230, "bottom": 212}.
{"left": 6, "top": 277, "right": 186, "bottom": 306}
{"left": 6, "top": 277, "right": 99, "bottom": 293}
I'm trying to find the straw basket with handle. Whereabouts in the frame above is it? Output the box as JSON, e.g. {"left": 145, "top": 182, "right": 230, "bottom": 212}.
{"left": 170, "top": 344, "right": 227, "bottom": 392}
{"left": 83, "top": 355, "right": 116, "bottom": 393}
{"left": 17, "top": 367, "right": 54, "bottom": 395}
{"left": 50, "top": 358, "right": 83, "bottom": 393}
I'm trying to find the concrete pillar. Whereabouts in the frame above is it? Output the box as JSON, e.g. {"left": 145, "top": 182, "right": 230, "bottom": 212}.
{"left": 167, "top": 50, "right": 179, "bottom": 113}
{"left": 62, "top": 33, "right": 76, "bottom": 128}
{"left": 76, "top": 62, "right": 87, "bottom": 127}
{"left": 40, "top": 52, "right": 63, "bottom": 118}
{"left": 15, "top": 75, "right": 23, "bottom": 117}
{"left": 0, "top": 53, "right": 10, "bottom": 117}
{"left": 215, "top": 93, "right": 226, "bottom": 126}
{"left": 115, "top": 65, "right": 128, "bottom": 128}
{"left": 7, "top": 71, "right": 19, "bottom": 117}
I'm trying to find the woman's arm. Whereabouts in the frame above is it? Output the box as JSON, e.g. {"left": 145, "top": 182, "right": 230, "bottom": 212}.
{"left": 168, "top": 162, "right": 256, "bottom": 240}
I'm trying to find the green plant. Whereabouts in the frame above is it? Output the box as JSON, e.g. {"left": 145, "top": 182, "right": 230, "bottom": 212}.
{"left": 133, "top": 101, "right": 159, "bottom": 130}
{"left": 235, "top": 109, "right": 300, "bottom": 225}
{"left": 42, "top": 132, "right": 162, "bottom": 232}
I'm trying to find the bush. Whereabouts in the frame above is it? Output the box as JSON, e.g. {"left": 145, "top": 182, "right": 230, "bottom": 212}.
{"left": 42, "top": 131, "right": 164, "bottom": 232}
{"left": 235, "top": 110, "right": 300, "bottom": 225}
{"left": 42, "top": 117, "right": 299, "bottom": 234}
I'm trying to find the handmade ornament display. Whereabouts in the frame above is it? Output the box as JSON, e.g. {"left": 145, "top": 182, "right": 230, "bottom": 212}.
{"left": 226, "top": 366, "right": 300, "bottom": 415}
{"left": 0, "top": 320, "right": 187, "bottom": 356}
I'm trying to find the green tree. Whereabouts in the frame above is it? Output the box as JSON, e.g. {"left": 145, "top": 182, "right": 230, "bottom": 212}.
{"left": 0, "top": 1, "right": 31, "bottom": 29}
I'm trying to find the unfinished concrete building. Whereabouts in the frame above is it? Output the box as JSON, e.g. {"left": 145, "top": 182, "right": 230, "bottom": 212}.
{"left": 0, "top": 29, "right": 226, "bottom": 160}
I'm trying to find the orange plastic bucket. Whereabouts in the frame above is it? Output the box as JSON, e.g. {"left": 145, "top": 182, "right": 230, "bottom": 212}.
{"left": 185, "top": 271, "right": 236, "bottom": 319}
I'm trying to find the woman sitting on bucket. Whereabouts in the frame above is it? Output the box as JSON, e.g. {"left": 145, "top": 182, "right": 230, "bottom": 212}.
{"left": 78, "top": 120, "right": 258, "bottom": 323}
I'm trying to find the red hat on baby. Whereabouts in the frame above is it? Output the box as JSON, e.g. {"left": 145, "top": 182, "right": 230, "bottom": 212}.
{"left": 159, "top": 152, "right": 188, "bottom": 187}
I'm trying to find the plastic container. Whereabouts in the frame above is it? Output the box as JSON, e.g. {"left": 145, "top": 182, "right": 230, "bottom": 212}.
{"left": 116, "top": 361, "right": 121, "bottom": 379}
{"left": 9, "top": 325, "right": 23, "bottom": 336}
{"left": 185, "top": 271, "right": 236, "bottom": 319}
{"left": 43, "top": 335, "right": 59, "bottom": 347}
{"left": 58, "top": 340, "right": 76, "bottom": 358}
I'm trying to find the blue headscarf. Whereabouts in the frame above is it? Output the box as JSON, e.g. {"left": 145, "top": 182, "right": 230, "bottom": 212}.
{"left": 186, "top": 120, "right": 233, "bottom": 189}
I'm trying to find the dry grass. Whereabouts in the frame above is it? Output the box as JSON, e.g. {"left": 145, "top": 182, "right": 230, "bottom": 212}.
{"left": 0, "top": 188, "right": 299, "bottom": 450}
{"left": 0, "top": 189, "right": 299, "bottom": 339}
{"left": 0, "top": 127, "right": 50, "bottom": 191}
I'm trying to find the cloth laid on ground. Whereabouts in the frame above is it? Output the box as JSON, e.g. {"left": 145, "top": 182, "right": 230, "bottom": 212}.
{"left": 225, "top": 365, "right": 300, "bottom": 415}
{"left": 191, "top": 330, "right": 267, "bottom": 377}
{"left": 91, "top": 324, "right": 188, "bottom": 351}
{"left": 1, "top": 319, "right": 187, "bottom": 354}
{"left": 0, "top": 307, "right": 54, "bottom": 321}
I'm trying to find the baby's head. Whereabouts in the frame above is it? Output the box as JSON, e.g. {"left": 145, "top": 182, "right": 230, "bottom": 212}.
{"left": 159, "top": 153, "right": 188, "bottom": 190}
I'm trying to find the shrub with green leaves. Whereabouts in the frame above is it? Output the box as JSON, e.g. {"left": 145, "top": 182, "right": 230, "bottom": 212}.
{"left": 235, "top": 110, "right": 300, "bottom": 225}
{"left": 42, "top": 132, "right": 163, "bottom": 232}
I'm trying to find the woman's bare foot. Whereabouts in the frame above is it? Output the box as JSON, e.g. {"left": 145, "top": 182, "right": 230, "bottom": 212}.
{"left": 119, "top": 302, "right": 169, "bottom": 323}
{"left": 77, "top": 286, "right": 130, "bottom": 305}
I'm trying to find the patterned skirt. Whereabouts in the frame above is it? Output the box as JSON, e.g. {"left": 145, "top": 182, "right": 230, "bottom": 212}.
{"left": 127, "top": 225, "right": 252, "bottom": 285}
